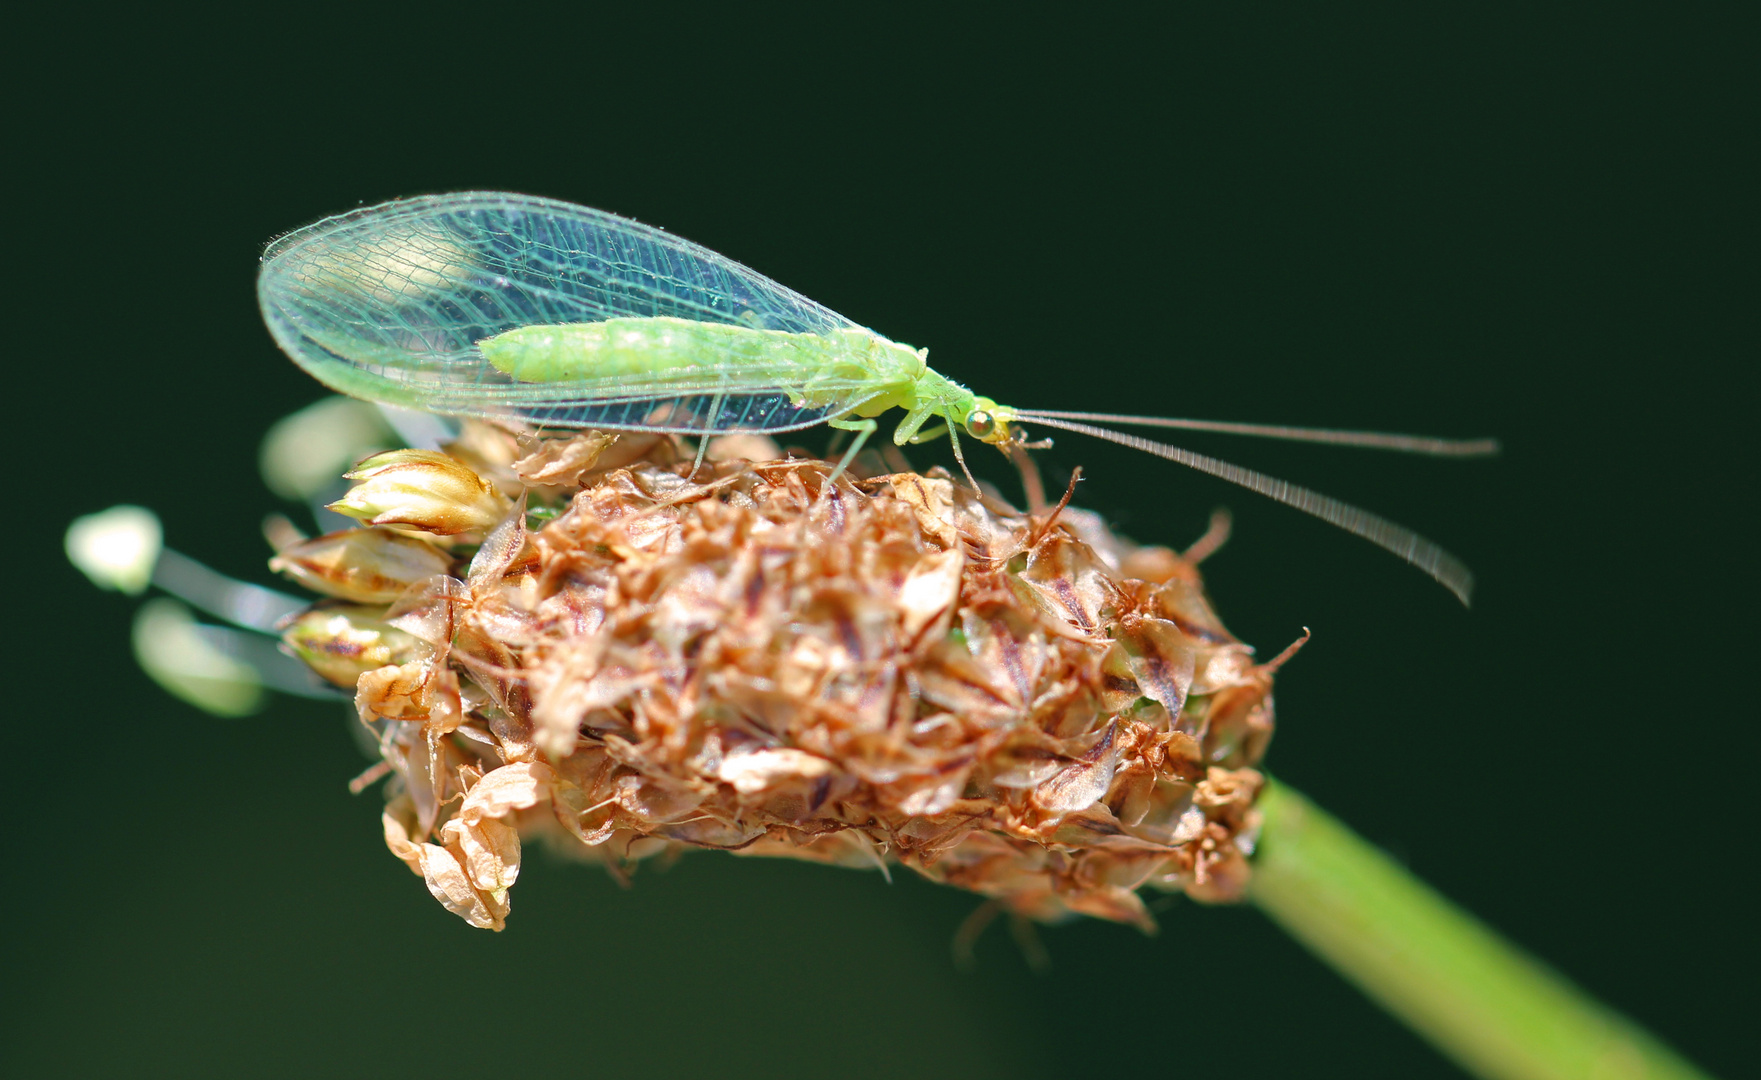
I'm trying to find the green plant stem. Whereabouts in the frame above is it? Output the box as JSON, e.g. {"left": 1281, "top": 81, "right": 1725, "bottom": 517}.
{"left": 1250, "top": 779, "right": 1712, "bottom": 1080}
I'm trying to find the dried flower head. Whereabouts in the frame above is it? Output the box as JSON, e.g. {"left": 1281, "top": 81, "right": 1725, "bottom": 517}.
{"left": 277, "top": 426, "right": 1291, "bottom": 931}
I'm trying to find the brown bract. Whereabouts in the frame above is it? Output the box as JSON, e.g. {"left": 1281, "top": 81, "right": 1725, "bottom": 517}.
{"left": 283, "top": 426, "right": 1286, "bottom": 931}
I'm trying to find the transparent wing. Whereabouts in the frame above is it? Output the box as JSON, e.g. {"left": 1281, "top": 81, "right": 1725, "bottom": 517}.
{"left": 257, "top": 192, "right": 872, "bottom": 433}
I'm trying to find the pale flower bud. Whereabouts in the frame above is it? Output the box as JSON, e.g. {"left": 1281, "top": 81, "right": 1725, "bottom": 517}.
{"left": 132, "top": 598, "right": 264, "bottom": 717}
{"left": 282, "top": 605, "right": 423, "bottom": 687}
{"left": 65, "top": 505, "right": 162, "bottom": 595}
{"left": 328, "top": 449, "right": 510, "bottom": 536}
{"left": 258, "top": 396, "right": 394, "bottom": 501}
{"left": 269, "top": 527, "right": 452, "bottom": 602}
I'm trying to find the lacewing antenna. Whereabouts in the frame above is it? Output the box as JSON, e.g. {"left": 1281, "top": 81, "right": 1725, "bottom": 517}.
{"left": 1016, "top": 410, "right": 1500, "bottom": 457}
{"left": 1010, "top": 412, "right": 1477, "bottom": 605}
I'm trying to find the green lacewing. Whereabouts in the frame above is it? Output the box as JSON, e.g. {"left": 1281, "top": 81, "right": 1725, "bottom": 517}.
{"left": 259, "top": 192, "right": 1495, "bottom": 602}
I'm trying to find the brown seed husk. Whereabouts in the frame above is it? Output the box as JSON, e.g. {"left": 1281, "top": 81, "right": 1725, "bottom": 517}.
{"left": 292, "top": 427, "right": 1283, "bottom": 931}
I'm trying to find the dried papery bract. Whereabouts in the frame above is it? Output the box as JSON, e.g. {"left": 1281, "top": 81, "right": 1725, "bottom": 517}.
{"left": 277, "top": 425, "right": 1285, "bottom": 930}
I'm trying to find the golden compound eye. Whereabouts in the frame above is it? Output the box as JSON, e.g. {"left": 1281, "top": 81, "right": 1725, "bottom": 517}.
{"left": 964, "top": 410, "right": 997, "bottom": 438}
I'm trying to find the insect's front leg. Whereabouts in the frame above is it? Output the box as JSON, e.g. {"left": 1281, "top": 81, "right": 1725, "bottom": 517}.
{"left": 825, "top": 416, "right": 877, "bottom": 483}
{"left": 905, "top": 423, "right": 948, "bottom": 444}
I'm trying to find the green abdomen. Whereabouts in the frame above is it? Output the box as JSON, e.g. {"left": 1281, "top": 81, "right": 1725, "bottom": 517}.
{"left": 478, "top": 316, "right": 877, "bottom": 383}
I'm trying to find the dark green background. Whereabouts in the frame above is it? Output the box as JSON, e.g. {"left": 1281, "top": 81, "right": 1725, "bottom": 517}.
{"left": 10, "top": 8, "right": 1745, "bottom": 1079}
